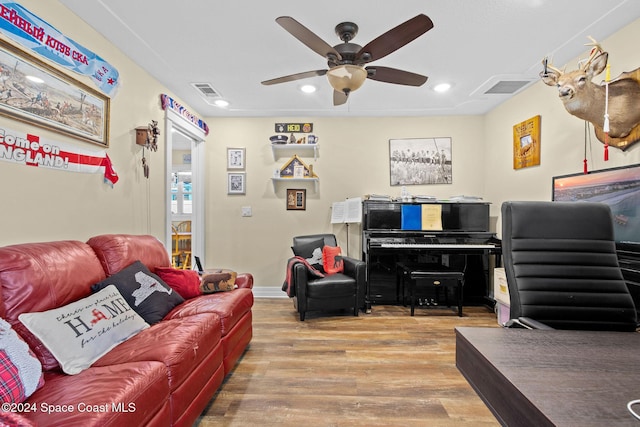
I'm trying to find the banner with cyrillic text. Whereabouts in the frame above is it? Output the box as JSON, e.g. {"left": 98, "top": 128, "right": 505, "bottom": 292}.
{"left": 0, "top": 125, "right": 118, "bottom": 186}
{"left": 0, "top": 2, "right": 120, "bottom": 96}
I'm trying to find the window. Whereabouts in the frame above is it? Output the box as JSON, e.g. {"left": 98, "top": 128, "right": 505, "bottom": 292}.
{"left": 171, "top": 171, "right": 192, "bottom": 215}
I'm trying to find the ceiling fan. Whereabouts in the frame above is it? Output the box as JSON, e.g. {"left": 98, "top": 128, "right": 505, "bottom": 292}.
{"left": 261, "top": 14, "right": 434, "bottom": 106}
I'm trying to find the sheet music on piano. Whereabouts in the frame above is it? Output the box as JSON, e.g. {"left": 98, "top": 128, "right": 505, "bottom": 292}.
{"left": 331, "top": 197, "right": 362, "bottom": 224}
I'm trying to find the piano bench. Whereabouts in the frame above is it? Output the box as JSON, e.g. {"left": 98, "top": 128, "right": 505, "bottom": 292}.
{"left": 397, "top": 263, "right": 465, "bottom": 316}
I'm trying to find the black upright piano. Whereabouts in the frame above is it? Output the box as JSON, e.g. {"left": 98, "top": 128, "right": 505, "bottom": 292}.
{"left": 361, "top": 200, "right": 501, "bottom": 309}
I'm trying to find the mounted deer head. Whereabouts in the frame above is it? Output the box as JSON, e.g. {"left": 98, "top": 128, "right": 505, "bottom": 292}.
{"left": 540, "top": 38, "right": 640, "bottom": 151}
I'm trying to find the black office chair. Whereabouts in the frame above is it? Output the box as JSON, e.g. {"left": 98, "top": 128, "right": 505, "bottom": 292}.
{"left": 501, "top": 201, "right": 638, "bottom": 331}
{"left": 285, "top": 234, "right": 366, "bottom": 321}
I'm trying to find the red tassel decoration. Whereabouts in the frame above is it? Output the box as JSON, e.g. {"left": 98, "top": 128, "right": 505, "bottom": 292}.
{"left": 583, "top": 158, "right": 588, "bottom": 174}
{"left": 604, "top": 143, "right": 609, "bottom": 161}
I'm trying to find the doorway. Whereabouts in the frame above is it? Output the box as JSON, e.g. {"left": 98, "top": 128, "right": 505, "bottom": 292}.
{"left": 164, "top": 110, "right": 205, "bottom": 269}
{"left": 171, "top": 130, "right": 194, "bottom": 268}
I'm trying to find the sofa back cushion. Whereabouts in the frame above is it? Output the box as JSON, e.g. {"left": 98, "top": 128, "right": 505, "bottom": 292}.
{"left": 87, "top": 234, "right": 171, "bottom": 276}
{"left": 0, "top": 240, "right": 107, "bottom": 371}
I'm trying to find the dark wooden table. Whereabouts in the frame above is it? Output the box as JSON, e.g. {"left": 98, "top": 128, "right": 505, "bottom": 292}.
{"left": 455, "top": 327, "right": 640, "bottom": 427}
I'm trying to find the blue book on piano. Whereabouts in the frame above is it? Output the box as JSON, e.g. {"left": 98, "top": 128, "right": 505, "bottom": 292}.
{"left": 401, "top": 205, "right": 421, "bottom": 230}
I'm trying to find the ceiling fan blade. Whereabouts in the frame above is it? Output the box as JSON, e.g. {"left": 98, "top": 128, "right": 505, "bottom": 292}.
{"left": 366, "top": 66, "right": 428, "bottom": 86}
{"left": 276, "top": 16, "right": 342, "bottom": 61}
{"left": 333, "top": 90, "right": 348, "bottom": 106}
{"left": 261, "top": 69, "right": 328, "bottom": 85}
{"left": 356, "top": 14, "right": 434, "bottom": 63}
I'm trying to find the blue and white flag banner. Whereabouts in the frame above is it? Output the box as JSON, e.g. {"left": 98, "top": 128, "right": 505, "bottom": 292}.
{"left": 160, "top": 94, "right": 209, "bottom": 136}
{"left": 0, "top": 2, "right": 119, "bottom": 96}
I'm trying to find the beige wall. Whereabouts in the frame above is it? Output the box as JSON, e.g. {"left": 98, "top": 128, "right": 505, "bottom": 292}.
{"left": 483, "top": 17, "right": 640, "bottom": 232}
{"left": 204, "top": 116, "right": 485, "bottom": 287}
{"left": 0, "top": 0, "right": 175, "bottom": 244}
{"left": 2, "top": 2, "right": 640, "bottom": 292}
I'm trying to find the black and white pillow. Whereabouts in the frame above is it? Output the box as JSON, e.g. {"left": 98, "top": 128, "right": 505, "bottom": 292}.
{"left": 91, "top": 260, "right": 184, "bottom": 324}
{"left": 291, "top": 238, "right": 325, "bottom": 273}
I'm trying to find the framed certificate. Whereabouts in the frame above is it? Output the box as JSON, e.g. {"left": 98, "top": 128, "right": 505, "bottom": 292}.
{"left": 227, "top": 172, "right": 245, "bottom": 194}
{"left": 227, "top": 148, "right": 245, "bottom": 170}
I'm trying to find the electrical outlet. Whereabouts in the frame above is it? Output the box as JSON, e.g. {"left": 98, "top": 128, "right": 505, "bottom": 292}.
{"left": 241, "top": 206, "right": 252, "bottom": 217}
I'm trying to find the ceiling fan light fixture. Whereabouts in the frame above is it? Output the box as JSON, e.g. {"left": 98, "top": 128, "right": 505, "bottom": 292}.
{"left": 326, "top": 65, "right": 367, "bottom": 94}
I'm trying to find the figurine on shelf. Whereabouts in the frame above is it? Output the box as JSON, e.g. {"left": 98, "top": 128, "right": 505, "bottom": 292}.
{"left": 288, "top": 133, "right": 296, "bottom": 144}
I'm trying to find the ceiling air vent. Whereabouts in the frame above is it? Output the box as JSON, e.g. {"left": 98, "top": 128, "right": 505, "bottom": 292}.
{"left": 484, "top": 80, "right": 532, "bottom": 94}
{"left": 191, "top": 82, "right": 222, "bottom": 104}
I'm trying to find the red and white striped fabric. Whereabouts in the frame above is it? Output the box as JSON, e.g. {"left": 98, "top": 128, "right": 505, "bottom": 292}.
{"left": 0, "top": 126, "right": 118, "bottom": 186}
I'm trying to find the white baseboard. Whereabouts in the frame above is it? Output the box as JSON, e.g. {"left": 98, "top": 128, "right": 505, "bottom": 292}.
{"left": 252, "top": 286, "right": 288, "bottom": 298}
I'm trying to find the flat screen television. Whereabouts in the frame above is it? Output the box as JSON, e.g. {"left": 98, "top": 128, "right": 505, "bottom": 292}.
{"left": 552, "top": 163, "right": 640, "bottom": 244}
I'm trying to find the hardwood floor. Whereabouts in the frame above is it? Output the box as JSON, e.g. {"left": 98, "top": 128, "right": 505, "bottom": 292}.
{"left": 196, "top": 298, "right": 500, "bottom": 426}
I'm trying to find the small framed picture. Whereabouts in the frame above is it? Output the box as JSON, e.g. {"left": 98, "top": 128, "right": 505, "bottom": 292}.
{"left": 228, "top": 172, "right": 246, "bottom": 195}
{"left": 293, "top": 165, "right": 305, "bottom": 178}
{"left": 287, "top": 189, "right": 306, "bottom": 210}
{"left": 227, "top": 148, "right": 245, "bottom": 170}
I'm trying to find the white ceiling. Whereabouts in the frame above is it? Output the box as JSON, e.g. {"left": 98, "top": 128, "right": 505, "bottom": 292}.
{"left": 59, "top": 0, "right": 640, "bottom": 118}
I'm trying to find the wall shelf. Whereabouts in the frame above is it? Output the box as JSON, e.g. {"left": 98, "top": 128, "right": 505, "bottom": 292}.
{"left": 271, "top": 177, "right": 319, "bottom": 192}
{"left": 271, "top": 143, "right": 318, "bottom": 160}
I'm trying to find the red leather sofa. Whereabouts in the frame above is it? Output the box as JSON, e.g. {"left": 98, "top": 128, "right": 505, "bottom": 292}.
{"left": 0, "top": 234, "right": 253, "bottom": 427}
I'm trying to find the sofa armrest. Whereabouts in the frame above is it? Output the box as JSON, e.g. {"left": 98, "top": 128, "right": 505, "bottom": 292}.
{"left": 342, "top": 255, "right": 362, "bottom": 276}
{"left": 235, "top": 273, "right": 253, "bottom": 289}
{"left": 292, "top": 263, "right": 309, "bottom": 298}
{"left": 342, "top": 256, "right": 366, "bottom": 309}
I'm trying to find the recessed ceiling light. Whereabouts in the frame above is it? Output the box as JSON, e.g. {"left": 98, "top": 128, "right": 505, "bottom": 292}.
{"left": 26, "top": 75, "right": 44, "bottom": 84}
{"left": 300, "top": 84, "right": 316, "bottom": 93}
{"left": 433, "top": 83, "right": 451, "bottom": 93}
{"left": 214, "top": 99, "right": 229, "bottom": 107}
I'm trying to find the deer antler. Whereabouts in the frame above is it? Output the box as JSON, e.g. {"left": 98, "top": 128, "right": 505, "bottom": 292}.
{"left": 541, "top": 56, "right": 564, "bottom": 77}
{"left": 581, "top": 36, "right": 604, "bottom": 70}
{"left": 585, "top": 36, "right": 602, "bottom": 53}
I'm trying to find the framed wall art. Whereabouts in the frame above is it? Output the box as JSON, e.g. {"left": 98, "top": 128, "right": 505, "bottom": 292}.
{"left": 227, "top": 172, "right": 245, "bottom": 195}
{"left": 513, "top": 115, "right": 541, "bottom": 169}
{"left": 389, "top": 137, "right": 452, "bottom": 185}
{"left": 0, "top": 39, "right": 110, "bottom": 147}
{"left": 287, "top": 189, "right": 306, "bottom": 210}
{"left": 227, "top": 147, "right": 245, "bottom": 170}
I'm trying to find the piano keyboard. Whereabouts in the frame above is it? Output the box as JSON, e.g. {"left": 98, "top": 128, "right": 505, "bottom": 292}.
{"left": 378, "top": 243, "right": 496, "bottom": 249}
